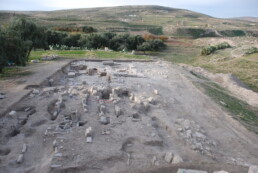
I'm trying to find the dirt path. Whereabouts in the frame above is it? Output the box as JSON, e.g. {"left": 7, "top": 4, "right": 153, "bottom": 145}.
{"left": 0, "top": 59, "right": 71, "bottom": 117}
{"left": 0, "top": 60, "right": 257, "bottom": 173}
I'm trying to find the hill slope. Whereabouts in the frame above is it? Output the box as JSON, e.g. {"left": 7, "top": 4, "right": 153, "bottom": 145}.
{"left": 0, "top": 5, "right": 257, "bottom": 37}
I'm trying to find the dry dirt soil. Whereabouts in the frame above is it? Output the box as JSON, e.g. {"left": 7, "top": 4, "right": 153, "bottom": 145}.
{"left": 0, "top": 60, "right": 257, "bottom": 173}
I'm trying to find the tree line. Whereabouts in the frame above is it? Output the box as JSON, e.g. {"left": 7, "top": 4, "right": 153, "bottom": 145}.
{"left": 0, "top": 18, "right": 166, "bottom": 73}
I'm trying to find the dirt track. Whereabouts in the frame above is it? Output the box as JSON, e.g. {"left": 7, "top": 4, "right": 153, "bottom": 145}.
{"left": 0, "top": 59, "right": 257, "bottom": 173}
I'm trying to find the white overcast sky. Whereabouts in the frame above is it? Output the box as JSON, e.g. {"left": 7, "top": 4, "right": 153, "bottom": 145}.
{"left": 0, "top": 0, "right": 257, "bottom": 18}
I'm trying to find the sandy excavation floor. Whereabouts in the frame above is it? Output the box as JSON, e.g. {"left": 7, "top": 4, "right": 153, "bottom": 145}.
{"left": 0, "top": 60, "right": 257, "bottom": 173}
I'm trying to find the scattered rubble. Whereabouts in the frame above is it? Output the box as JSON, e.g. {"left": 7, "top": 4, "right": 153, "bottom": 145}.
{"left": 1, "top": 60, "right": 257, "bottom": 172}
{"left": 41, "top": 55, "right": 58, "bottom": 61}
{"left": 175, "top": 119, "right": 216, "bottom": 156}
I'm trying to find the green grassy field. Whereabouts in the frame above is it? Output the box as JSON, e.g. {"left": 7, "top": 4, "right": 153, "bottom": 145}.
{"left": 29, "top": 50, "right": 149, "bottom": 60}
{"left": 0, "top": 67, "right": 33, "bottom": 79}
{"left": 155, "top": 38, "right": 258, "bottom": 93}
{"left": 194, "top": 81, "right": 258, "bottom": 134}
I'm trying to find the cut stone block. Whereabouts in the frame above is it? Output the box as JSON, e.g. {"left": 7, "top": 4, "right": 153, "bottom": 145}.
{"left": 100, "top": 116, "right": 110, "bottom": 125}
{"left": 164, "top": 152, "right": 173, "bottom": 163}
{"left": 86, "top": 136, "right": 93, "bottom": 143}
{"left": 16, "top": 154, "right": 24, "bottom": 164}
{"left": 177, "top": 169, "right": 207, "bottom": 173}
{"left": 172, "top": 154, "right": 183, "bottom": 164}
{"left": 68, "top": 72, "right": 76, "bottom": 78}
{"left": 9, "top": 111, "right": 16, "bottom": 116}
{"left": 103, "top": 61, "right": 114, "bottom": 66}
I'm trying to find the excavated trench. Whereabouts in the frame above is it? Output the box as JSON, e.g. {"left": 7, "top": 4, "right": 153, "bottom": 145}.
{"left": 0, "top": 60, "right": 257, "bottom": 173}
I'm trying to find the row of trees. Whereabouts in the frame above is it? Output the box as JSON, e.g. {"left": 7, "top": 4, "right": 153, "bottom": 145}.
{"left": 0, "top": 18, "right": 167, "bottom": 73}
{"left": 46, "top": 31, "right": 166, "bottom": 52}
{"left": 53, "top": 26, "right": 97, "bottom": 33}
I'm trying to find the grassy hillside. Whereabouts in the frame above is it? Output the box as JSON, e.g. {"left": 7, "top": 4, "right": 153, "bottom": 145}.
{"left": 0, "top": 6, "right": 257, "bottom": 37}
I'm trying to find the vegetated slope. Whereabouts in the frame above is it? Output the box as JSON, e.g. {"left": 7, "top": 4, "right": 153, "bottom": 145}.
{"left": 232, "top": 17, "right": 258, "bottom": 23}
{"left": 0, "top": 5, "right": 257, "bottom": 37}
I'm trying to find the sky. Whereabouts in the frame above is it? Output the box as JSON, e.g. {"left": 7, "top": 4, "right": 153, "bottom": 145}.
{"left": 0, "top": 0, "right": 257, "bottom": 18}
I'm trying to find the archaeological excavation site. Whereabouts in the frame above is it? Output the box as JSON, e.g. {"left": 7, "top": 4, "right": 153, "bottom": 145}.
{"left": 0, "top": 59, "right": 258, "bottom": 173}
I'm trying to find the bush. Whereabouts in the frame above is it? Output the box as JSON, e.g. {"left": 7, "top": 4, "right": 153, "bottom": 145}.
{"left": 219, "top": 30, "right": 246, "bottom": 37}
{"left": 201, "top": 42, "right": 231, "bottom": 55}
{"left": 148, "top": 27, "right": 163, "bottom": 35}
{"left": 245, "top": 47, "right": 258, "bottom": 55}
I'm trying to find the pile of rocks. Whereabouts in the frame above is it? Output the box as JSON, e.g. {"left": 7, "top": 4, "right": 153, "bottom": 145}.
{"left": 175, "top": 119, "right": 216, "bottom": 156}
{"left": 41, "top": 55, "right": 58, "bottom": 61}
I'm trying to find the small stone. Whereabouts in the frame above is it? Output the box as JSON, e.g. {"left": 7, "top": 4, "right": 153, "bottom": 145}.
{"left": 143, "top": 102, "right": 150, "bottom": 110}
{"left": 0, "top": 93, "right": 5, "bottom": 99}
{"left": 248, "top": 166, "right": 258, "bottom": 173}
{"left": 86, "top": 136, "right": 93, "bottom": 143}
{"left": 177, "top": 128, "right": 183, "bottom": 132}
{"left": 16, "top": 154, "right": 24, "bottom": 164}
{"left": 53, "top": 140, "right": 57, "bottom": 148}
{"left": 31, "top": 60, "right": 40, "bottom": 63}
{"left": 87, "top": 68, "right": 95, "bottom": 75}
{"left": 148, "top": 97, "right": 156, "bottom": 104}
{"left": 164, "top": 152, "right": 173, "bottom": 163}
{"left": 103, "top": 61, "right": 114, "bottom": 66}
{"left": 24, "top": 107, "right": 31, "bottom": 112}
{"left": 100, "top": 116, "right": 110, "bottom": 125}
{"left": 185, "top": 129, "right": 192, "bottom": 138}
{"left": 172, "top": 154, "right": 183, "bottom": 164}
{"left": 129, "top": 93, "right": 135, "bottom": 101}
{"left": 50, "top": 164, "right": 62, "bottom": 168}
{"left": 219, "top": 101, "right": 227, "bottom": 107}
{"left": 54, "top": 153, "right": 62, "bottom": 157}
{"left": 32, "top": 89, "right": 39, "bottom": 94}
{"left": 152, "top": 156, "right": 158, "bottom": 166}
{"left": 22, "top": 144, "right": 27, "bottom": 153}
{"left": 85, "top": 126, "right": 92, "bottom": 137}
{"left": 115, "top": 106, "right": 122, "bottom": 117}
{"left": 68, "top": 72, "right": 76, "bottom": 78}
{"left": 9, "top": 110, "right": 16, "bottom": 116}
{"left": 154, "top": 89, "right": 159, "bottom": 95}
{"left": 102, "top": 129, "right": 111, "bottom": 135}
{"left": 100, "top": 72, "right": 107, "bottom": 76}
{"left": 100, "top": 105, "right": 106, "bottom": 113}
{"left": 99, "top": 112, "right": 105, "bottom": 117}
{"left": 213, "top": 171, "right": 229, "bottom": 173}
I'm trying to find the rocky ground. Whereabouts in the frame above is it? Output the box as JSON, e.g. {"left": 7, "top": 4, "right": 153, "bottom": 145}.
{"left": 0, "top": 60, "right": 257, "bottom": 173}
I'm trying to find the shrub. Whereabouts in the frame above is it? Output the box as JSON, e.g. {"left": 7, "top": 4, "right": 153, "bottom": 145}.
{"left": 245, "top": 47, "right": 258, "bottom": 55}
{"left": 201, "top": 42, "right": 231, "bottom": 55}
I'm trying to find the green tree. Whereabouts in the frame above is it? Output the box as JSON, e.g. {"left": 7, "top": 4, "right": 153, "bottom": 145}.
{"left": 9, "top": 18, "right": 46, "bottom": 60}
{"left": 137, "top": 42, "right": 151, "bottom": 54}
{"left": 0, "top": 29, "right": 7, "bottom": 73}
